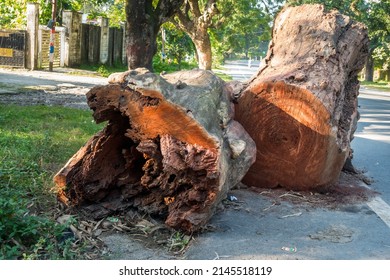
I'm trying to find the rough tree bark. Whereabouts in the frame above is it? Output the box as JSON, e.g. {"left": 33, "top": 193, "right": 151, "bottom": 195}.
{"left": 125, "top": 0, "right": 183, "bottom": 70}
{"left": 54, "top": 69, "right": 256, "bottom": 233}
{"left": 235, "top": 4, "right": 369, "bottom": 190}
{"left": 172, "top": 0, "right": 219, "bottom": 70}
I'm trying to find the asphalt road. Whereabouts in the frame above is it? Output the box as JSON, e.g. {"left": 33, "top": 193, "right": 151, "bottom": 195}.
{"left": 218, "top": 60, "right": 260, "bottom": 81}
{"left": 353, "top": 88, "right": 390, "bottom": 214}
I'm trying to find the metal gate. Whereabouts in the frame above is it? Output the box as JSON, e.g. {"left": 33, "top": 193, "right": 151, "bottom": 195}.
{"left": 0, "top": 30, "right": 26, "bottom": 67}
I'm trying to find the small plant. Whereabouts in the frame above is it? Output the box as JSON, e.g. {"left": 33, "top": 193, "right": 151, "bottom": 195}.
{"left": 168, "top": 231, "right": 192, "bottom": 253}
{"left": 97, "top": 65, "right": 110, "bottom": 77}
{"left": 0, "top": 195, "right": 72, "bottom": 259}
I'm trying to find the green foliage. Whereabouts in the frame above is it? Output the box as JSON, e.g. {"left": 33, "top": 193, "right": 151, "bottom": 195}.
{"left": 0, "top": 0, "right": 30, "bottom": 28}
{"left": 373, "top": 43, "right": 390, "bottom": 70}
{"left": 213, "top": 70, "right": 233, "bottom": 81}
{"left": 210, "top": 0, "right": 280, "bottom": 63}
{"left": 97, "top": 64, "right": 111, "bottom": 77}
{"left": 0, "top": 105, "right": 103, "bottom": 259}
{"left": 160, "top": 22, "right": 195, "bottom": 68}
{"left": 168, "top": 231, "right": 191, "bottom": 253}
{"left": 0, "top": 196, "right": 67, "bottom": 260}
{"left": 75, "top": 63, "right": 127, "bottom": 77}
{"left": 152, "top": 55, "right": 197, "bottom": 74}
{"left": 104, "top": 0, "right": 126, "bottom": 28}
{"left": 0, "top": 0, "right": 116, "bottom": 28}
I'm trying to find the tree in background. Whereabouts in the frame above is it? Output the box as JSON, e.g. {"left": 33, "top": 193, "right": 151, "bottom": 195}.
{"left": 0, "top": 0, "right": 27, "bottom": 28}
{"left": 286, "top": 0, "right": 390, "bottom": 82}
{"left": 0, "top": 0, "right": 110, "bottom": 28}
{"left": 210, "top": 0, "right": 275, "bottom": 64}
{"left": 362, "top": 0, "right": 390, "bottom": 81}
{"left": 171, "top": 0, "right": 283, "bottom": 70}
{"left": 160, "top": 22, "right": 195, "bottom": 68}
{"left": 104, "top": 0, "right": 126, "bottom": 27}
{"left": 125, "top": 0, "right": 183, "bottom": 70}
{"left": 171, "top": 0, "right": 220, "bottom": 70}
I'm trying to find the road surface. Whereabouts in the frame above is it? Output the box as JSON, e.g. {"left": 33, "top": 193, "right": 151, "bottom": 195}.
{"left": 217, "top": 60, "right": 260, "bottom": 81}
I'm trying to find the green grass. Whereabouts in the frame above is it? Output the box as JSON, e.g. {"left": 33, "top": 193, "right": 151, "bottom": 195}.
{"left": 213, "top": 71, "right": 233, "bottom": 81}
{"left": 153, "top": 59, "right": 198, "bottom": 74}
{"left": 73, "top": 64, "right": 127, "bottom": 77}
{"left": 74, "top": 59, "right": 199, "bottom": 78}
{"left": 0, "top": 105, "right": 103, "bottom": 259}
{"left": 360, "top": 80, "right": 390, "bottom": 92}
{"left": 72, "top": 60, "right": 234, "bottom": 82}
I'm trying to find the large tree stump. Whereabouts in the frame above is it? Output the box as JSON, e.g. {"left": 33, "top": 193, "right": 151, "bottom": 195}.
{"left": 54, "top": 69, "right": 256, "bottom": 233}
{"left": 235, "top": 4, "right": 369, "bottom": 190}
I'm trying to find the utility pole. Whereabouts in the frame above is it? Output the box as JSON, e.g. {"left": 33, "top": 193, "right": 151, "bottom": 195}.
{"left": 49, "top": 0, "right": 57, "bottom": 71}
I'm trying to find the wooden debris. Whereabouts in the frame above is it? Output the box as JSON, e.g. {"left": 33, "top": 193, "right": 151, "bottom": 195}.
{"left": 54, "top": 69, "right": 256, "bottom": 233}
{"left": 235, "top": 4, "right": 369, "bottom": 190}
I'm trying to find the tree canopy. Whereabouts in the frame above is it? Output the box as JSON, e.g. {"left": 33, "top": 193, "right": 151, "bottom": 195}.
{"left": 210, "top": 0, "right": 275, "bottom": 62}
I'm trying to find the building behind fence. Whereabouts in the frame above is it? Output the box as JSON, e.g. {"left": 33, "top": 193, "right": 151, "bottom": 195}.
{"left": 0, "top": 3, "right": 127, "bottom": 69}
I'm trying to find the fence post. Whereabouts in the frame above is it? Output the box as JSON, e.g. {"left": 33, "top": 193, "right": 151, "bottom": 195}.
{"left": 62, "top": 10, "right": 82, "bottom": 67}
{"left": 26, "top": 3, "right": 39, "bottom": 70}
{"left": 98, "top": 17, "right": 109, "bottom": 65}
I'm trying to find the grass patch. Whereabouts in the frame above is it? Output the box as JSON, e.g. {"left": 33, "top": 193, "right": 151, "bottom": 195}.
{"left": 74, "top": 59, "right": 198, "bottom": 78}
{"left": 153, "top": 59, "right": 198, "bottom": 74}
{"left": 0, "top": 105, "right": 104, "bottom": 259}
{"left": 74, "top": 64, "right": 127, "bottom": 78}
{"left": 360, "top": 80, "right": 390, "bottom": 92}
{"left": 213, "top": 71, "right": 233, "bottom": 81}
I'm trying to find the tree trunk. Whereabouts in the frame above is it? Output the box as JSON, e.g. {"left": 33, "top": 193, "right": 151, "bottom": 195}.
{"left": 125, "top": 1, "right": 158, "bottom": 70}
{"left": 235, "top": 4, "right": 369, "bottom": 191}
{"left": 126, "top": 25, "right": 157, "bottom": 71}
{"left": 193, "top": 31, "right": 212, "bottom": 70}
{"left": 125, "top": 0, "right": 184, "bottom": 71}
{"left": 173, "top": 0, "right": 217, "bottom": 71}
{"left": 244, "top": 33, "right": 249, "bottom": 59}
{"left": 54, "top": 69, "right": 256, "bottom": 233}
{"left": 364, "top": 52, "right": 374, "bottom": 82}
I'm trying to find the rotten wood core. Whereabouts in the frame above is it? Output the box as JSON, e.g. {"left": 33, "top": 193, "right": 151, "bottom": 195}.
{"left": 54, "top": 69, "right": 256, "bottom": 233}
{"left": 235, "top": 4, "right": 369, "bottom": 190}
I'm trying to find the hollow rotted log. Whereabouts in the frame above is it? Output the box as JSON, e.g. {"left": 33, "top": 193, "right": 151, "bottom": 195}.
{"left": 235, "top": 4, "right": 369, "bottom": 190}
{"left": 54, "top": 69, "right": 256, "bottom": 233}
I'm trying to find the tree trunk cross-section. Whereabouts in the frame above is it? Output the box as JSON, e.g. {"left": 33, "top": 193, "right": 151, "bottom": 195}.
{"left": 235, "top": 4, "right": 369, "bottom": 190}
{"left": 54, "top": 69, "right": 256, "bottom": 233}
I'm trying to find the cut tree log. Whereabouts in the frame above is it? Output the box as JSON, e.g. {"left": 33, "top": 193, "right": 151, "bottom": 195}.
{"left": 235, "top": 4, "right": 369, "bottom": 190}
{"left": 54, "top": 69, "right": 256, "bottom": 233}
